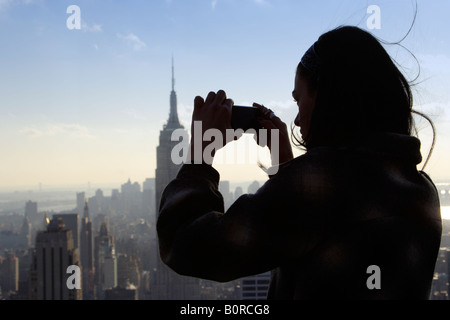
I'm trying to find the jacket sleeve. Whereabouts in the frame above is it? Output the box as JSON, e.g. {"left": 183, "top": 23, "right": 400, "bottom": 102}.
{"left": 157, "top": 162, "right": 310, "bottom": 282}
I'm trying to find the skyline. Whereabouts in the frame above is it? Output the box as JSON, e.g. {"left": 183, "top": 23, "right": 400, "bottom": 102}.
{"left": 1, "top": 0, "right": 450, "bottom": 190}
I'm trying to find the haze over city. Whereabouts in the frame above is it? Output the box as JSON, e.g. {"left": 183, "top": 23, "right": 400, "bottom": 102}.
{"left": 1, "top": 0, "right": 450, "bottom": 190}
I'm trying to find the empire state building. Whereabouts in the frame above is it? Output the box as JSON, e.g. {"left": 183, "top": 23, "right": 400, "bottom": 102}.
{"left": 152, "top": 60, "right": 201, "bottom": 299}
{"left": 155, "top": 59, "right": 185, "bottom": 214}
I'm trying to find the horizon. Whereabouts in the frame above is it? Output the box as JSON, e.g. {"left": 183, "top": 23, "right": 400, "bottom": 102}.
{"left": 2, "top": 177, "right": 450, "bottom": 194}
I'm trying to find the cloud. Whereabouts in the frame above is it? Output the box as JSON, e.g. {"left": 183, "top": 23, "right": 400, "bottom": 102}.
{"left": 117, "top": 33, "right": 146, "bottom": 51}
{"left": 418, "top": 53, "right": 450, "bottom": 75}
{"left": 121, "top": 108, "right": 147, "bottom": 120}
{"left": 82, "top": 21, "right": 103, "bottom": 33}
{"left": 265, "top": 100, "right": 297, "bottom": 110}
{"left": 20, "top": 123, "right": 96, "bottom": 139}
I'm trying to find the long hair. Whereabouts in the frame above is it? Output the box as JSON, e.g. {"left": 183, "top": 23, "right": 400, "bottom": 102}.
{"left": 291, "top": 26, "right": 435, "bottom": 169}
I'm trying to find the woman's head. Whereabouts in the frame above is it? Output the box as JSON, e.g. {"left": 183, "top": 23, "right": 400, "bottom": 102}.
{"left": 293, "top": 26, "right": 414, "bottom": 149}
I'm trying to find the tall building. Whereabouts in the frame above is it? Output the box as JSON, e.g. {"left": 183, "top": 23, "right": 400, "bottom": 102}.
{"left": 248, "top": 181, "right": 261, "bottom": 194}
{"left": 234, "top": 186, "right": 244, "bottom": 200}
{"left": 152, "top": 59, "right": 201, "bottom": 299}
{"left": 76, "top": 192, "right": 85, "bottom": 216}
{"left": 220, "top": 181, "right": 233, "bottom": 210}
{"left": 143, "top": 178, "right": 155, "bottom": 219}
{"left": 80, "top": 201, "right": 95, "bottom": 300}
{"left": 25, "top": 200, "right": 37, "bottom": 218}
{"left": 53, "top": 213, "right": 80, "bottom": 250}
{"left": 33, "top": 218, "right": 82, "bottom": 300}
{"left": 94, "top": 223, "right": 117, "bottom": 299}
{"left": 121, "top": 179, "right": 142, "bottom": 216}
{"left": 241, "top": 272, "right": 271, "bottom": 300}
{"left": 0, "top": 250, "right": 19, "bottom": 295}
{"left": 155, "top": 58, "right": 186, "bottom": 214}
{"left": 19, "top": 215, "right": 32, "bottom": 249}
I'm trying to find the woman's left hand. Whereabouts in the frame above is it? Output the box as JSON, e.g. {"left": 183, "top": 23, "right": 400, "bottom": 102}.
{"left": 253, "top": 103, "right": 294, "bottom": 166}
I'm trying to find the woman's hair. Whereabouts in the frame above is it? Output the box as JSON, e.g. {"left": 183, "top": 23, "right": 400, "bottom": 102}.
{"left": 292, "top": 25, "right": 435, "bottom": 168}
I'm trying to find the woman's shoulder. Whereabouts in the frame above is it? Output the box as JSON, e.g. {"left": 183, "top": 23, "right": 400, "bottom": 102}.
{"left": 274, "top": 146, "right": 341, "bottom": 175}
{"left": 268, "top": 147, "right": 342, "bottom": 193}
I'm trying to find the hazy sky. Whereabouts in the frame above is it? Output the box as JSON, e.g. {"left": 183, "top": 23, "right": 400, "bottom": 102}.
{"left": 1, "top": 0, "right": 449, "bottom": 190}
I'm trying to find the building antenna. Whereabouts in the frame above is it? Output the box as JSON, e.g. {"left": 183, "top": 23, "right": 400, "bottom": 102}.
{"left": 172, "top": 55, "right": 175, "bottom": 91}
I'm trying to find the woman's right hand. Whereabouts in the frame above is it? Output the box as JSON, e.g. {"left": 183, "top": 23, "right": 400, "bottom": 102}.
{"left": 253, "top": 103, "right": 294, "bottom": 166}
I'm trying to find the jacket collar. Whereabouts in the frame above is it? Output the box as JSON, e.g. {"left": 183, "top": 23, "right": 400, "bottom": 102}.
{"left": 354, "top": 132, "right": 423, "bottom": 165}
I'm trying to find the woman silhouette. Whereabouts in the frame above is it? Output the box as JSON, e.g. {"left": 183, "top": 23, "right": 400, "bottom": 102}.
{"left": 157, "top": 26, "right": 442, "bottom": 299}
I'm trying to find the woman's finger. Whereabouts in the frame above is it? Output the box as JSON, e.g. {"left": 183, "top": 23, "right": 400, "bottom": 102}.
{"left": 213, "top": 90, "right": 227, "bottom": 105}
{"left": 224, "top": 98, "right": 234, "bottom": 108}
{"left": 205, "top": 91, "right": 216, "bottom": 105}
{"left": 194, "top": 96, "right": 205, "bottom": 110}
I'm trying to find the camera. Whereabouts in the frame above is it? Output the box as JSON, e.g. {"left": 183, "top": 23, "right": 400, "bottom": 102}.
{"left": 231, "top": 105, "right": 262, "bottom": 131}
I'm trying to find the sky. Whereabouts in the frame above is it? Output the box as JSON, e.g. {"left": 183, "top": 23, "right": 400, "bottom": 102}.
{"left": 0, "top": 0, "right": 450, "bottom": 191}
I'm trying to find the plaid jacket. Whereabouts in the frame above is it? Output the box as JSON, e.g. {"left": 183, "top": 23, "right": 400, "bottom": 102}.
{"left": 157, "top": 133, "right": 442, "bottom": 299}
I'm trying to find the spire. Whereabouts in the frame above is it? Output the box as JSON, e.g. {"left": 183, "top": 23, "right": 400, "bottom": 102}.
{"left": 21, "top": 215, "right": 31, "bottom": 235}
{"left": 83, "top": 200, "right": 90, "bottom": 220}
{"left": 99, "top": 222, "right": 109, "bottom": 236}
{"left": 172, "top": 55, "right": 175, "bottom": 92}
{"left": 167, "top": 57, "right": 182, "bottom": 129}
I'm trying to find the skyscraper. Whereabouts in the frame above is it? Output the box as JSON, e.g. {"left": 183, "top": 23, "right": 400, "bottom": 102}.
{"left": 94, "top": 223, "right": 117, "bottom": 299}
{"left": 155, "top": 58, "right": 185, "bottom": 214}
{"left": 241, "top": 272, "right": 271, "bottom": 300}
{"left": 152, "top": 59, "right": 201, "bottom": 300}
{"left": 143, "top": 178, "right": 155, "bottom": 219}
{"left": 33, "top": 218, "right": 82, "bottom": 300}
{"left": 80, "top": 201, "right": 94, "bottom": 300}
{"left": 53, "top": 213, "right": 80, "bottom": 250}
{"left": 25, "top": 200, "right": 37, "bottom": 218}
{"left": 76, "top": 192, "right": 85, "bottom": 216}
{"left": 0, "top": 250, "right": 19, "bottom": 295}
{"left": 121, "top": 179, "right": 142, "bottom": 216}
{"left": 20, "top": 215, "right": 32, "bottom": 249}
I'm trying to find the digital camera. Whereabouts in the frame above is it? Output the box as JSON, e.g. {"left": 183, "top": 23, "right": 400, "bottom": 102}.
{"left": 231, "top": 105, "right": 262, "bottom": 131}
